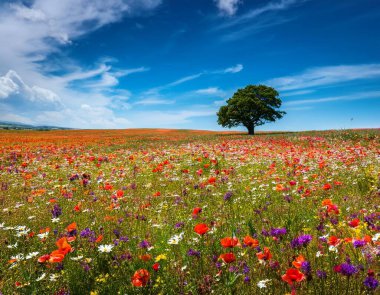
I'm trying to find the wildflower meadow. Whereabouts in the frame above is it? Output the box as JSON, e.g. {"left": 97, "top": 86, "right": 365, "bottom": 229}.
{"left": 0, "top": 129, "right": 379, "bottom": 294}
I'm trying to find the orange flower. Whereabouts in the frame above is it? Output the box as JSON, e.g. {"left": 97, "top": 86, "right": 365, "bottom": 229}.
{"left": 328, "top": 236, "right": 341, "bottom": 246}
{"left": 48, "top": 250, "right": 65, "bottom": 263}
{"left": 282, "top": 268, "right": 305, "bottom": 285}
{"left": 256, "top": 247, "right": 272, "bottom": 261}
{"left": 220, "top": 237, "right": 239, "bottom": 248}
{"left": 56, "top": 237, "right": 72, "bottom": 255}
{"left": 95, "top": 234, "right": 103, "bottom": 243}
{"left": 194, "top": 223, "right": 209, "bottom": 235}
{"left": 219, "top": 252, "right": 236, "bottom": 263}
{"left": 66, "top": 222, "right": 77, "bottom": 232}
{"left": 292, "top": 254, "right": 305, "bottom": 269}
{"left": 132, "top": 269, "right": 150, "bottom": 287}
{"left": 322, "top": 199, "right": 332, "bottom": 206}
{"left": 139, "top": 254, "right": 152, "bottom": 261}
{"left": 243, "top": 235, "right": 259, "bottom": 248}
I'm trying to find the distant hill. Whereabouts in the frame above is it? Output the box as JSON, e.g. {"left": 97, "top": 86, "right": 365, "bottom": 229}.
{"left": 0, "top": 121, "right": 72, "bottom": 130}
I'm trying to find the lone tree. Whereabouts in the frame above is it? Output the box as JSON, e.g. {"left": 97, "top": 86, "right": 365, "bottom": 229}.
{"left": 217, "top": 84, "right": 286, "bottom": 135}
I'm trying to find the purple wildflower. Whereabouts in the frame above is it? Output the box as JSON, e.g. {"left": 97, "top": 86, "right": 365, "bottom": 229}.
{"left": 353, "top": 240, "right": 366, "bottom": 248}
{"left": 339, "top": 263, "right": 358, "bottom": 276}
{"left": 364, "top": 276, "right": 379, "bottom": 290}
{"left": 187, "top": 249, "right": 201, "bottom": 258}
{"left": 270, "top": 227, "right": 287, "bottom": 237}
{"left": 51, "top": 204, "right": 62, "bottom": 218}
{"left": 291, "top": 234, "right": 312, "bottom": 248}
{"left": 316, "top": 270, "right": 327, "bottom": 279}
{"left": 301, "top": 261, "right": 311, "bottom": 275}
{"left": 223, "top": 191, "right": 233, "bottom": 201}
{"left": 139, "top": 240, "right": 151, "bottom": 249}
{"left": 175, "top": 222, "right": 185, "bottom": 229}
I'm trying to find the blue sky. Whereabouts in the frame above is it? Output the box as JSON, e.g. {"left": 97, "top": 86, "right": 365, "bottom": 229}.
{"left": 0, "top": 0, "right": 379, "bottom": 131}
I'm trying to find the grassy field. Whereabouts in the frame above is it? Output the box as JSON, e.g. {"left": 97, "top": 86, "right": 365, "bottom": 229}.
{"left": 0, "top": 129, "right": 379, "bottom": 294}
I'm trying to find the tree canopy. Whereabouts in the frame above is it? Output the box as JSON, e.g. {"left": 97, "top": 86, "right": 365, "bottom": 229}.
{"left": 217, "top": 84, "right": 286, "bottom": 135}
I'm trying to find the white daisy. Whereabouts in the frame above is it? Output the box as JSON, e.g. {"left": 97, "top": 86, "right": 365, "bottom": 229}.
{"left": 70, "top": 255, "right": 84, "bottom": 261}
{"left": 37, "top": 232, "right": 49, "bottom": 239}
{"left": 98, "top": 244, "right": 114, "bottom": 253}
{"left": 257, "top": 279, "right": 271, "bottom": 289}
{"left": 50, "top": 274, "right": 59, "bottom": 281}
{"left": 168, "top": 232, "right": 184, "bottom": 245}
{"left": 36, "top": 273, "right": 46, "bottom": 281}
{"left": 26, "top": 252, "right": 39, "bottom": 259}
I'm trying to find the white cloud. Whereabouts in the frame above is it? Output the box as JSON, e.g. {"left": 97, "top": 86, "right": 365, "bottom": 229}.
{"left": 223, "top": 64, "right": 243, "bottom": 73}
{"left": 213, "top": 0, "right": 305, "bottom": 41}
{"left": 167, "top": 73, "right": 204, "bottom": 87}
{"left": 281, "top": 89, "right": 314, "bottom": 97}
{"left": 195, "top": 87, "right": 226, "bottom": 97}
{"left": 266, "top": 64, "right": 380, "bottom": 91}
{"left": 134, "top": 99, "right": 175, "bottom": 105}
{"left": 214, "top": 0, "right": 241, "bottom": 16}
{"left": 284, "top": 91, "right": 380, "bottom": 106}
{"left": 0, "top": 70, "right": 61, "bottom": 104}
{"left": 196, "top": 87, "right": 220, "bottom": 94}
{"left": 0, "top": 0, "right": 160, "bottom": 128}
{"left": 216, "top": 0, "right": 302, "bottom": 30}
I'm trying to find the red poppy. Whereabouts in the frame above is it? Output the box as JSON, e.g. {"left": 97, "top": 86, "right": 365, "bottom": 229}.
{"left": 194, "top": 223, "right": 209, "bottom": 235}
{"left": 219, "top": 252, "right": 236, "bottom": 263}
{"left": 38, "top": 254, "right": 51, "bottom": 263}
{"left": 243, "top": 236, "right": 259, "bottom": 248}
{"left": 132, "top": 269, "right": 150, "bottom": 287}
{"left": 281, "top": 268, "right": 305, "bottom": 285}
{"left": 152, "top": 263, "right": 160, "bottom": 271}
{"left": 220, "top": 237, "right": 239, "bottom": 248}
{"left": 192, "top": 207, "right": 202, "bottom": 216}
{"left": 328, "top": 236, "right": 341, "bottom": 246}
{"left": 208, "top": 177, "right": 216, "bottom": 184}
{"left": 104, "top": 183, "right": 113, "bottom": 190}
{"left": 348, "top": 218, "right": 360, "bottom": 228}
{"left": 323, "top": 183, "right": 331, "bottom": 190}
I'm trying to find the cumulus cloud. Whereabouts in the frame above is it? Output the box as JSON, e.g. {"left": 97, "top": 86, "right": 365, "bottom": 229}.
{"left": 214, "top": 0, "right": 241, "bottom": 16}
{"left": 0, "top": 0, "right": 160, "bottom": 128}
{"left": 0, "top": 70, "right": 61, "bottom": 104}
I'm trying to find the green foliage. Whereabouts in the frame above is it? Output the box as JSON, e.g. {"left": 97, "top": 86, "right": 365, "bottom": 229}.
{"left": 217, "top": 85, "right": 286, "bottom": 134}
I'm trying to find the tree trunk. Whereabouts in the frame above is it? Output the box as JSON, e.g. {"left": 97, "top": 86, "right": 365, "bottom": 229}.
{"left": 247, "top": 126, "right": 255, "bottom": 135}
